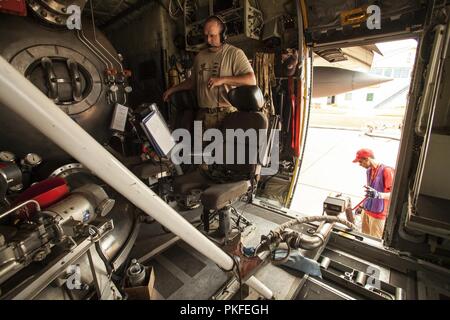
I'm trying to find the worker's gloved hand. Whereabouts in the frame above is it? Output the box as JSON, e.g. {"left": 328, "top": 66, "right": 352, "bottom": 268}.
{"left": 355, "top": 207, "right": 362, "bottom": 215}
{"left": 365, "top": 186, "right": 382, "bottom": 199}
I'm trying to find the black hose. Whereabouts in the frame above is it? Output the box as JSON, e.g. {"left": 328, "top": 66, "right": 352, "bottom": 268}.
{"left": 95, "top": 242, "right": 113, "bottom": 274}
{"left": 260, "top": 216, "right": 354, "bottom": 253}
{"left": 94, "top": 242, "right": 128, "bottom": 300}
{"left": 276, "top": 215, "right": 354, "bottom": 232}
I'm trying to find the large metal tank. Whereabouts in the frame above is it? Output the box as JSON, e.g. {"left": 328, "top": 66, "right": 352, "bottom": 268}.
{"left": 49, "top": 164, "right": 139, "bottom": 265}
{"left": 0, "top": 164, "right": 140, "bottom": 300}
{"left": 0, "top": 6, "right": 138, "bottom": 299}
{"left": 0, "top": 13, "right": 121, "bottom": 164}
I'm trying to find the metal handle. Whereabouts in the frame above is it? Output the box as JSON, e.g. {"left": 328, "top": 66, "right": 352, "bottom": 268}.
{"left": 0, "top": 199, "right": 41, "bottom": 220}
{"left": 67, "top": 59, "right": 83, "bottom": 102}
{"left": 41, "top": 57, "right": 59, "bottom": 102}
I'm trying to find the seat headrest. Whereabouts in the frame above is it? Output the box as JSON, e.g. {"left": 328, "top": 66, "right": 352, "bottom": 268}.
{"left": 227, "top": 85, "right": 264, "bottom": 112}
{"left": 169, "top": 90, "right": 197, "bottom": 110}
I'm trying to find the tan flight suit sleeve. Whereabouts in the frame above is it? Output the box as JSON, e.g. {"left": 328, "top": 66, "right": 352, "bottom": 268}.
{"left": 232, "top": 49, "right": 254, "bottom": 76}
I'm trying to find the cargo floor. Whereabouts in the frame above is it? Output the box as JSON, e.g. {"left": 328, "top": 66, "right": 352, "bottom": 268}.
{"left": 129, "top": 201, "right": 325, "bottom": 300}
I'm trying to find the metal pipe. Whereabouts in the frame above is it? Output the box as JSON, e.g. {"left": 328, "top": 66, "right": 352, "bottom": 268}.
{"left": 276, "top": 215, "right": 354, "bottom": 231}
{"left": 76, "top": 29, "right": 109, "bottom": 69}
{"left": 255, "top": 215, "right": 352, "bottom": 254}
{"left": 80, "top": 28, "right": 113, "bottom": 68}
{"left": 284, "top": 222, "right": 334, "bottom": 250}
{"left": 89, "top": 0, "right": 123, "bottom": 72}
{"left": 415, "top": 24, "right": 446, "bottom": 136}
{"left": 294, "top": 222, "right": 334, "bottom": 250}
{"left": 0, "top": 261, "right": 22, "bottom": 285}
{"left": 0, "top": 199, "right": 41, "bottom": 220}
{"left": 272, "top": 215, "right": 353, "bottom": 251}
{"left": 0, "top": 56, "right": 272, "bottom": 299}
{"left": 246, "top": 276, "right": 274, "bottom": 299}
{"left": 77, "top": 29, "right": 113, "bottom": 69}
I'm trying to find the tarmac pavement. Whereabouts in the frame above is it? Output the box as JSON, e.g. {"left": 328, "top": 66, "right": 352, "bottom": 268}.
{"left": 290, "top": 127, "right": 400, "bottom": 220}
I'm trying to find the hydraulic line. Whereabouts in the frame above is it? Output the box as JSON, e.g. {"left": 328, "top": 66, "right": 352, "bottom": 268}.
{"left": 256, "top": 215, "right": 355, "bottom": 258}
{"left": 89, "top": 0, "right": 123, "bottom": 72}
{"left": 76, "top": 29, "right": 110, "bottom": 69}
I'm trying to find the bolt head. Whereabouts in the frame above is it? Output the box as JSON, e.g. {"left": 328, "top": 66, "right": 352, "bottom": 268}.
{"left": 33, "top": 250, "right": 47, "bottom": 261}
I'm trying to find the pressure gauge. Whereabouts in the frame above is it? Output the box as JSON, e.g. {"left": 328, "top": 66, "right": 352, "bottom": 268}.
{"left": 0, "top": 151, "right": 16, "bottom": 163}
{"left": 24, "top": 153, "right": 42, "bottom": 167}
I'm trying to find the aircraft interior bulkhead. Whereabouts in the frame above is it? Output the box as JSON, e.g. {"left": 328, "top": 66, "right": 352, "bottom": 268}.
{"left": 0, "top": 0, "right": 449, "bottom": 301}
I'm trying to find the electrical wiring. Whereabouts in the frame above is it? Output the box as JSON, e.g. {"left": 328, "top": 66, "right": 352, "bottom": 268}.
{"left": 169, "top": 0, "right": 184, "bottom": 20}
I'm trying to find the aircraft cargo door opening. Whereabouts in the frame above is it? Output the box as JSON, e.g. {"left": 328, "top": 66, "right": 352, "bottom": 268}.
{"left": 290, "top": 39, "right": 418, "bottom": 240}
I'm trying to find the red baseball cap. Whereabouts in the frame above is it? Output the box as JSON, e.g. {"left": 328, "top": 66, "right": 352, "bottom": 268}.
{"left": 352, "top": 148, "right": 374, "bottom": 163}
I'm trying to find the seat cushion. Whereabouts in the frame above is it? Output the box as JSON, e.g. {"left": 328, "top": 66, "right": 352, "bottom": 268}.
{"left": 173, "top": 169, "right": 210, "bottom": 194}
{"left": 201, "top": 180, "right": 251, "bottom": 210}
{"left": 227, "top": 86, "right": 264, "bottom": 112}
{"left": 220, "top": 111, "right": 268, "bottom": 176}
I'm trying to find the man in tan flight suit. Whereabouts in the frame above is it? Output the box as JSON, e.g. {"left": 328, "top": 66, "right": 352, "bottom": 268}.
{"left": 163, "top": 15, "right": 256, "bottom": 129}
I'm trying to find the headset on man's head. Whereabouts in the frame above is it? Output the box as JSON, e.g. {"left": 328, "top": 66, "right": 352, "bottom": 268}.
{"left": 205, "top": 15, "right": 227, "bottom": 43}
